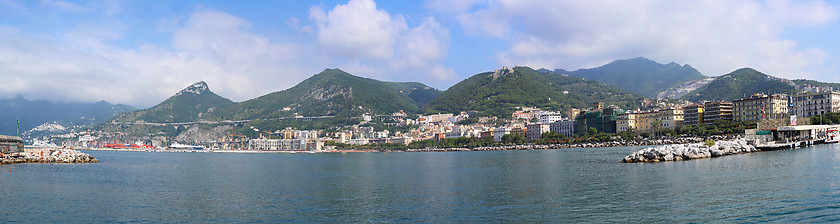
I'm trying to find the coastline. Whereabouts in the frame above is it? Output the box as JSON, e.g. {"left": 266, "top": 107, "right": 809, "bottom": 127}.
{"left": 397, "top": 136, "right": 724, "bottom": 152}
{"left": 73, "top": 136, "right": 738, "bottom": 154}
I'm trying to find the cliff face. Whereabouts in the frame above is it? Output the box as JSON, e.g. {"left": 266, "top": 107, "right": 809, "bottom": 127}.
{"left": 656, "top": 77, "right": 715, "bottom": 100}
{"left": 175, "top": 125, "right": 232, "bottom": 144}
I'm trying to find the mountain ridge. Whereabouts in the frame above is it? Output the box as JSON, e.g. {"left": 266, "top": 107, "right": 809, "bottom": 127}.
{"left": 0, "top": 96, "right": 135, "bottom": 136}
{"left": 549, "top": 57, "right": 707, "bottom": 98}
{"left": 425, "top": 66, "right": 645, "bottom": 118}
{"left": 110, "top": 81, "right": 234, "bottom": 123}
{"left": 681, "top": 68, "right": 798, "bottom": 102}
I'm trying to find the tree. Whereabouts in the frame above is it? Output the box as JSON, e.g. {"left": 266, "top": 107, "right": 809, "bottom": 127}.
{"left": 651, "top": 120, "right": 663, "bottom": 138}
{"left": 587, "top": 127, "right": 598, "bottom": 136}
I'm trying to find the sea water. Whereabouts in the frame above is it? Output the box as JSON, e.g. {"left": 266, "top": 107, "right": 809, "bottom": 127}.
{"left": 2, "top": 144, "right": 840, "bottom": 222}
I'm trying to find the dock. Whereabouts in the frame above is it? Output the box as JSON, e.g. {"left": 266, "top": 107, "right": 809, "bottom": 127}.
{"left": 746, "top": 125, "right": 840, "bottom": 150}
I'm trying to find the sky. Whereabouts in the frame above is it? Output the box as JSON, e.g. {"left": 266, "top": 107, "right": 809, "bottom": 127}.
{"left": 1, "top": 0, "right": 839, "bottom": 108}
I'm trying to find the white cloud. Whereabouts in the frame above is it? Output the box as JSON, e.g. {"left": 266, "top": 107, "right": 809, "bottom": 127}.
{"left": 310, "top": 0, "right": 406, "bottom": 59}
{"left": 0, "top": 9, "right": 314, "bottom": 107}
{"left": 444, "top": 0, "right": 837, "bottom": 79}
{"left": 309, "top": 0, "right": 456, "bottom": 85}
{"left": 392, "top": 17, "right": 450, "bottom": 69}
{"left": 429, "top": 65, "right": 457, "bottom": 81}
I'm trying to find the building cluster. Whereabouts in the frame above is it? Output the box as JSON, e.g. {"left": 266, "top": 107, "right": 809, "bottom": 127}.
{"left": 59, "top": 88, "right": 840, "bottom": 151}
{"left": 287, "top": 90, "right": 840, "bottom": 149}
{"left": 247, "top": 128, "right": 323, "bottom": 151}
{"left": 522, "top": 91, "right": 840, "bottom": 139}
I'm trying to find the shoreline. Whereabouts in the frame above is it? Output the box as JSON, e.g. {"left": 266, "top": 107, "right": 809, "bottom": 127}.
{"left": 71, "top": 136, "right": 739, "bottom": 154}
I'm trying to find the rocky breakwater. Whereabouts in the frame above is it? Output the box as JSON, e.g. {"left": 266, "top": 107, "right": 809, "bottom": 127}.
{"left": 621, "top": 139, "right": 757, "bottom": 163}
{"left": 1, "top": 149, "right": 98, "bottom": 164}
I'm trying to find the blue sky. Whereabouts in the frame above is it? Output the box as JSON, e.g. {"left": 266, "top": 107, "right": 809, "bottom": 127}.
{"left": 1, "top": 0, "right": 839, "bottom": 107}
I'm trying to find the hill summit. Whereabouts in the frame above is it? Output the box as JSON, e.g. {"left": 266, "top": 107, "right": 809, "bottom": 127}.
{"left": 111, "top": 81, "right": 234, "bottom": 123}
{"left": 176, "top": 81, "right": 210, "bottom": 96}
{"left": 208, "top": 69, "right": 438, "bottom": 120}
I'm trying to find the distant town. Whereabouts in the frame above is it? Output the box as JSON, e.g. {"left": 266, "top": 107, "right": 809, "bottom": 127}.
{"left": 18, "top": 82, "right": 839, "bottom": 153}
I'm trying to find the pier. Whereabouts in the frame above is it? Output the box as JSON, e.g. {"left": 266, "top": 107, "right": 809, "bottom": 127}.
{"left": 746, "top": 125, "right": 839, "bottom": 150}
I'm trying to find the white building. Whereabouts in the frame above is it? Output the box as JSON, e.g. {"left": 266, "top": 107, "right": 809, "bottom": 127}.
{"left": 493, "top": 128, "right": 511, "bottom": 142}
{"left": 538, "top": 113, "right": 563, "bottom": 124}
{"left": 248, "top": 139, "right": 307, "bottom": 151}
{"left": 526, "top": 124, "right": 550, "bottom": 140}
{"left": 445, "top": 131, "right": 464, "bottom": 139}
{"left": 348, "top": 138, "right": 369, "bottom": 145}
{"left": 791, "top": 91, "right": 840, "bottom": 118}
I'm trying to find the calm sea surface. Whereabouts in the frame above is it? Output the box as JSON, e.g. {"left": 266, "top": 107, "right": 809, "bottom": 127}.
{"left": 3, "top": 144, "right": 840, "bottom": 223}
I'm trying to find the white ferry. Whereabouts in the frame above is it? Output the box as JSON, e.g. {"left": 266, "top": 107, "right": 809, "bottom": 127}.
{"left": 168, "top": 143, "right": 206, "bottom": 150}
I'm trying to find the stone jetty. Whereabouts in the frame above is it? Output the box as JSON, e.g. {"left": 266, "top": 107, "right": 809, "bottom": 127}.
{"left": 621, "top": 139, "right": 757, "bottom": 163}
{"left": 1, "top": 148, "right": 98, "bottom": 164}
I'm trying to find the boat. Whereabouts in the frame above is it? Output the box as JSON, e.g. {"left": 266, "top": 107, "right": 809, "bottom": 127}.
{"left": 826, "top": 129, "right": 840, "bottom": 143}
{"left": 169, "top": 143, "right": 206, "bottom": 150}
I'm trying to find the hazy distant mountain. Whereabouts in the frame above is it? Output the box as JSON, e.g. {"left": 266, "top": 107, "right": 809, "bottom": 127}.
{"left": 425, "top": 66, "right": 645, "bottom": 118}
{"left": 552, "top": 57, "right": 707, "bottom": 98}
{"left": 681, "top": 68, "right": 797, "bottom": 102}
{"left": 383, "top": 82, "right": 442, "bottom": 107}
{"left": 209, "top": 69, "right": 432, "bottom": 120}
{"left": 0, "top": 96, "right": 135, "bottom": 136}
{"left": 110, "top": 81, "right": 234, "bottom": 123}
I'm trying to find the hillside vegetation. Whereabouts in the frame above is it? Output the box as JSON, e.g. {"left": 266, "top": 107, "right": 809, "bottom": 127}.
{"left": 111, "top": 81, "right": 234, "bottom": 123}
{"left": 425, "top": 66, "right": 645, "bottom": 117}
{"left": 209, "top": 69, "right": 430, "bottom": 120}
{"left": 681, "top": 68, "right": 797, "bottom": 102}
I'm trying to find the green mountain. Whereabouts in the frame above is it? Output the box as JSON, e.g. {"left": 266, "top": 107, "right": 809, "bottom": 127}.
{"left": 424, "top": 66, "right": 645, "bottom": 118}
{"left": 111, "top": 81, "right": 234, "bottom": 123}
{"left": 681, "top": 68, "right": 797, "bottom": 102}
{"left": 553, "top": 57, "right": 706, "bottom": 98}
{"left": 209, "top": 69, "right": 428, "bottom": 120}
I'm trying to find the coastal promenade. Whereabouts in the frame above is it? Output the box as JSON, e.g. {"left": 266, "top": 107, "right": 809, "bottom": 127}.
{"left": 398, "top": 136, "right": 729, "bottom": 152}
{"left": 75, "top": 136, "right": 731, "bottom": 154}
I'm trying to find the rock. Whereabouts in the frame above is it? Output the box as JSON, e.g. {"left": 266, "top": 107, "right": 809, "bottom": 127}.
{"left": 616, "top": 138, "right": 768, "bottom": 163}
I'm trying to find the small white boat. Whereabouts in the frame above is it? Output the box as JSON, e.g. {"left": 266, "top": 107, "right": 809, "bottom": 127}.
{"left": 826, "top": 129, "right": 840, "bottom": 143}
